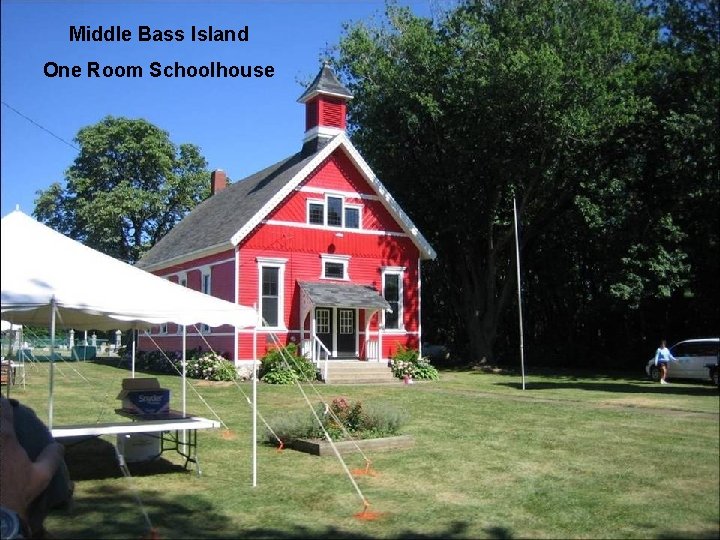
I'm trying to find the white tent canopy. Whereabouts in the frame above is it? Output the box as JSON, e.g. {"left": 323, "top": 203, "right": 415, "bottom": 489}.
{"left": 1, "top": 210, "right": 257, "bottom": 330}
{"left": 1, "top": 210, "right": 259, "bottom": 430}
{"left": 1, "top": 320, "right": 21, "bottom": 332}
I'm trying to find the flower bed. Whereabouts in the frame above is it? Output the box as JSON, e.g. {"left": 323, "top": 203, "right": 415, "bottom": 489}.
{"left": 263, "top": 397, "right": 408, "bottom": 447}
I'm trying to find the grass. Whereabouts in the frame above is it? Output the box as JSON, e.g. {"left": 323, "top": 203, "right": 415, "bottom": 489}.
{"left": 7, "top": 358, "right": 719, "bottom": 539}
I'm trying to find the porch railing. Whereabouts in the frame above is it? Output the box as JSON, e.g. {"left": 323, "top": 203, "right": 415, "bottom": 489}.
{"left": 365, "top": 339, "right": 379, "bottom": 362}
{"left": 301, "top": 336, "right": 331, "bottom": 381}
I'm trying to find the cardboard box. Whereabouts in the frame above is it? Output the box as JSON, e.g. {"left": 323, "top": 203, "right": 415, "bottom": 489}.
{"left": 117, "top": 378, "right": 170, "bottom": 415}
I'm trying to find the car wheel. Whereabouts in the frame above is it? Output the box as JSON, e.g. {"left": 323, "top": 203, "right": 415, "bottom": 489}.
{"left": 712, "top": 368, "right": 719, "bottom": 387}
{"left": 649, "top": 365, "right": 660, "bottom": 382}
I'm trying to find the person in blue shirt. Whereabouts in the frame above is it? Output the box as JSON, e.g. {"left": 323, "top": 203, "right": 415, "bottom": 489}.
{"left": 1, "top": 397, "right": 73, "bottom": 538}
{"left": 655, "top": 339, "right": 677, "bottom": 385}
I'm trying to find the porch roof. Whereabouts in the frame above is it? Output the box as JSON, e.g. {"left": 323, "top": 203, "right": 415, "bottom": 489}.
{"left": 298, "top": 281, "right": 391, "bottom": 311}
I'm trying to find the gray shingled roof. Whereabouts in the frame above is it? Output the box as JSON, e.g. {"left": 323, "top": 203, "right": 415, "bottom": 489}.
{"left": 299, "top": 281, "right": 391, "bottom": 311}
{"left": 297, "top": 63, "right": 353, "bottom": 103}
{"left": 137, "top": 148, "right": 321, "bottom": 269}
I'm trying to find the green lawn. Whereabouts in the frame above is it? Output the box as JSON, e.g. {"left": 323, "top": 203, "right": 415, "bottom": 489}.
{"left": 8, "top": 360, "right": 719, "bottom": 539}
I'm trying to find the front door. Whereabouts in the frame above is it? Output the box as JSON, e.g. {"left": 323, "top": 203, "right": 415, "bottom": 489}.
{"left": 315, "top": 308, "right": 332, "bottom": 354}
{"left": 336, "top": 309, "right": 356, "bottom": 357}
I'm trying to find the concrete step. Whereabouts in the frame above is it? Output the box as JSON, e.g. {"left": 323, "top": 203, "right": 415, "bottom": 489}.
{"left": 320, "top": 362, "right": 399, "bottom": 384}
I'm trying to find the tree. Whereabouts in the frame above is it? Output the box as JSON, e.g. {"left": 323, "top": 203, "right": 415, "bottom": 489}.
{"left": 34, "top": 116, "right": 209, "bottom": 263}
{"left": 641, "top": 0, "right": 719, "bottom": 339}
{"left": 335, "top": 0, "right": 658, "bottom": 362}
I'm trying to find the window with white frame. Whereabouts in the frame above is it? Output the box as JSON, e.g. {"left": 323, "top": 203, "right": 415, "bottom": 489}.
{"left": 327, "top": 196, "right": 342, "bottom": 226}
{"left": 307, "top": 195, "right": 362, "bottom": 230}
{"left": 321, "top": 254, "right": 350, "bottom": 280}
{"left": 258, "top": 258, "right": 287, "bottom": 328}
{"left": 339, "top": 310, "right": 354, "bottom": 334}
{"left": 200, "top": 269, "right": 212, "bottom": 334}
{"left": 344, "top": 206, "right": 360, "bottom": 229}
{"left": 316, "top": 308, "right": 330, "bottom": 333}
{"left": 177, "top": 273, "right": 187, "bottom": 333}
{"left": 159, "top": 277, "right": 171, "bottom": 334}
{"left": 308, "top": 201, "right": 324, "bottom": 225}
{"left": 382, "top": 267, "right": 405, "bottom": 330}
{"left": 201, "top": 271, "right": 211, "bottom": 295}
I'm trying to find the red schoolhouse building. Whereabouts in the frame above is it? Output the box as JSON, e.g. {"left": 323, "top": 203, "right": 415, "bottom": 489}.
{"left": 136, "top": 64, "right": 436, "bottom": 368}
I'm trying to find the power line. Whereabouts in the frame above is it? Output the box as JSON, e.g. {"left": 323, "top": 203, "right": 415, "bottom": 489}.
{"left": 2, "top": 101, "right": 80, "bottom": 151}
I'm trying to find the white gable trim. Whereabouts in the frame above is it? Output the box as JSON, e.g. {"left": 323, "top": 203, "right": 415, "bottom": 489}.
{"left": 231, "top": 135, "right": 346, "bottom": 246}
{"left": 230, "top": 133, "right": 436, "bottom": 260}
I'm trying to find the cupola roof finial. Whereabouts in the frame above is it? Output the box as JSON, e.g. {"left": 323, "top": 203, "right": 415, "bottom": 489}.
{"left": 297, "top": 62, "right": 353, "bottom": 104}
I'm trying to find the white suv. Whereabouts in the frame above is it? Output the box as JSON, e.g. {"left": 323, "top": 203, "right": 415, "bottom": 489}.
{"left": 645, "top": 338, "right": 719, "bottom": 382}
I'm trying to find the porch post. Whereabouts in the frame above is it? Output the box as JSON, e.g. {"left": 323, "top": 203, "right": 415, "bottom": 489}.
{"left": 364, "top": 309, "right": 370, "bottom": 361}
{"left": 378, "top": 321, "right": 384, "bottom": 364}
{"left": 300, "top": 318, "right": 304, "bottom": 352}
{"left": 310, "top": 317, "right": 317, "bottom": 365}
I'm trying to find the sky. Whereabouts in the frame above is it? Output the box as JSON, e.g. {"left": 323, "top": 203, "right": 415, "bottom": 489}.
{"left": 0, "top": 0, "right": 436, "bottom": 218}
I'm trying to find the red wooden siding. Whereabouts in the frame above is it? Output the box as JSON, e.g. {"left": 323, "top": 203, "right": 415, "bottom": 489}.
{"left": 139, "top": 144, "right": 425, "bottom": 363}
{"left": 269, "top": 150, "right": 404, "bottom": 234}
{"left": 235, "top": 146, "right": 422, "bottom": 361}
{"left": 211, "top": 261, "right": 235, "bottom": 303}
{"left": 138, "top": 250, "right": 238, "bottom": 357}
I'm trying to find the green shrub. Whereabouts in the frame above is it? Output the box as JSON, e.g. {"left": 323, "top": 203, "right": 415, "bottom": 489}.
{"left": 127, "top": 350, "right": 183, "bottom": 375}
{"left": 389, "top": 345, "right": 440, "bottom": 380}
{"left": 121, "top": 349, "right": 237, "bottom": 381}
{"left": 259, "top": 343, "right": 316, "bottom": 384}
{"left": 263, "top": 397, "right": 407, "bottom": 444}
{"left": 263, "top": 407, "right": 326, "bottom": 442}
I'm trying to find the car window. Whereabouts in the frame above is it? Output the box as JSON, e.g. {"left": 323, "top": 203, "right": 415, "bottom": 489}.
{"left": 694, "top": 343, "right": 720, "bottom": 356}
{"left": 673, "top": 341, "right": 719, "bottom": 357}
{"left": 671, "top": 343, "right": 692, "bottom": 356}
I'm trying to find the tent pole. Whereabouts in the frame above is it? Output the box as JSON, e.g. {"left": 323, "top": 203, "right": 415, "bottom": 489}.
{"left": 513, "top": 197, "right": 526, "bottom": 390}
{"left": 131, "top": 328, "right": 137, "bottom": 378}
{"left": 182, "top": 325, "right": 187, "bottom": 417}
{"left": 252, "top": 304, "right": 258, "bottom": 488}
{"left": 48, "top": 298, "right": 57, "bottom": 428}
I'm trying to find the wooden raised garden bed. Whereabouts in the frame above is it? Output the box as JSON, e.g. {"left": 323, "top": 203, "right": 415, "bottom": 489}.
{"left": 288, "top": 435, "right": 414, "bottom": 456}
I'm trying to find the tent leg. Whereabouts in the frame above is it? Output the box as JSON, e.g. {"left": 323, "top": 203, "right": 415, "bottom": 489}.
{"left": 48, "top": 298, "right": 56, "bottom": 428}
{"left": 131, "top": 329, "right": 137, "bottom": 378}
{"left": 180, "top": 325, "right": 187, "bottom": 455}
{"left": 182, "top": 326, "right": 187, "bottom": 416}
{"left": 252, "top": 306, "right": 258, "bottom": 488}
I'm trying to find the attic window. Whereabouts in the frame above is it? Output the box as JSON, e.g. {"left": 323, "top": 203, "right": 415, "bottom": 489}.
{"left": 327, "top": 197, "right": 342, "bottom": 226}
{"left": 344, "top": 206, "right": 360, "bottom": 229}
{"left": 321, "top": 253, "right": 350, "bottom": 280}
{"left": 307, "top": 196, "right": 362, "bottom": 230}
{"left": 309, "top": 202, "right": 324, "bottom": 225}
{"left": 324, "top": 262, "right": 344, "bottom": 279}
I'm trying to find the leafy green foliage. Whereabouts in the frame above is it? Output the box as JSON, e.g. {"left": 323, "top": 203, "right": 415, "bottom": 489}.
{"left": 125, "top": 349, "right": 183, "bottom": 375}
{"left": 263, "top": 397, "right": 407, "bottom": 443}
{"left": 120, "top": 349, "right": 237, "bottom": 381}
{"left": 34, "top": 116, "right": 210, "bottom": 263}
{"left": 334, "top": 0, "right": 656, "bottom": 363}
{"left": 389, "top": 346, "right": 439, "bottom": 380}
{"left": 259, "top": 343, "right": 316, "bottom": 385}
{"left": 334, "top": 0, "right": 718, "bottom": 366}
